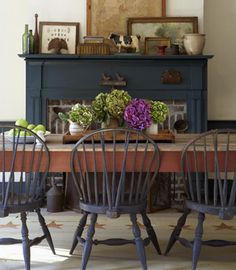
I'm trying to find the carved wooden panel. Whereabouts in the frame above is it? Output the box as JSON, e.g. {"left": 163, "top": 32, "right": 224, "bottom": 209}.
{"left": 161, "top": 69, "right": 183, "bottom": 84}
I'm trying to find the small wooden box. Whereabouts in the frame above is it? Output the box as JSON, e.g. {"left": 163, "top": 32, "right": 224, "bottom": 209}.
{"left": 77, "top": 43, "right": 110, "bottom": 55}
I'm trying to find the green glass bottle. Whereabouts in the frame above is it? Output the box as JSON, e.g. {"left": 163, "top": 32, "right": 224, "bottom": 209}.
{"left": 28, "top": 30, "right": 34, "bottom": 54}
{"left": 22, "top": 24, "right": 29, "bottom": 54}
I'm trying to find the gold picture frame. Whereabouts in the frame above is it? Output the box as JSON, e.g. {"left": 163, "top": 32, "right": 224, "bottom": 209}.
{"left": 127, "top": 17, "right": 198, "bottom": 53}
{"left": 86, "top": 0, "right": 166, "bottom": 37}
{"left": 39, "top": 21, "right": 80, "bottom": 54}
{"left": 144, "top": 37, "right": 171, "bottom": 55}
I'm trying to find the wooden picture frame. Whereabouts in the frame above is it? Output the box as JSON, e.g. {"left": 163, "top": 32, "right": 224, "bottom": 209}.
{"left": 86, "top": 0, "right": 166, "bottom": 37}
{"left": 127, "top": 17, "right": 198, "bottom": 53}
{"left": 39, "top": 22, "right": 80, "bottom": 54}
{"left": 144, "top": 37, "right": 171, "bottom": 55}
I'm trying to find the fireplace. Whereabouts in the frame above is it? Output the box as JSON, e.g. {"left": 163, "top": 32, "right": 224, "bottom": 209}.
{"left": 21, "top": 54, "right": 213, "bottom": 210}
{"left": 21, "top": 54, "right": 213, "bottom": 133}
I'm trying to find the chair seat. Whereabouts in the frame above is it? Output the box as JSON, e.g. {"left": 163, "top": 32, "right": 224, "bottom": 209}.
{"left": 80, "top": 201, "right": 147, "bottom": 217}
{"left": 186, "top": 200, "right": 236, "bottom": 220}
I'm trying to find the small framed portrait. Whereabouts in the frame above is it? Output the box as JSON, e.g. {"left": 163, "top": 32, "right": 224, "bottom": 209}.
{"left": 144, "top": 37, "right": 171, "bottom": 55}
{"left": 39, "top": 22, "right": 80, "bottom": 54}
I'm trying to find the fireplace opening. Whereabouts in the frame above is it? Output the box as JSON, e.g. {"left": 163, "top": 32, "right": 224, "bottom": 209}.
{"left": 47, "top": 99, "right": 187, "bottom": 134}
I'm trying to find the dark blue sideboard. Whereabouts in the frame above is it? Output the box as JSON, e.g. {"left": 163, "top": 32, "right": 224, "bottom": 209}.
{"left": 19, "top": 54, "right": 213, "bottom": 132}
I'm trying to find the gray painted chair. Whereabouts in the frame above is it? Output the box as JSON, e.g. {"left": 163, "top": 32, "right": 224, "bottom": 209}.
{"left": 0, "top": 125, "right": 55, "bottom": 270}
{"left": 70, "top": 128, "right": 162, "bottom": 270}
{"left": 165, "top": 129, "right": 236, "bottom": 270}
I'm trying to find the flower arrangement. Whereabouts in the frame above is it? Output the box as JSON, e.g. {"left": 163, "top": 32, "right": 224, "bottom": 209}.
{"left": 150, "top": 100, "right": 169, "bottom": 123}
{"left": 92, "top": 89, "right": 131, "bottom": 125}
{"left": 124, "top": 98, "right": 152, "bottom": 130}
{"left": 58, "top": 103, "right": 94, "bottom": 130}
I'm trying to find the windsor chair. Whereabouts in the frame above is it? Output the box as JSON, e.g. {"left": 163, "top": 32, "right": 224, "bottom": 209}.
{"left": 165, "top": 129, "right": 236, "bottom": 270}
{"left": 0, "top": 125, "right": 55, "bottom": 270}
{"left": 69, "top": 128, "right": 162, "bottom": 270}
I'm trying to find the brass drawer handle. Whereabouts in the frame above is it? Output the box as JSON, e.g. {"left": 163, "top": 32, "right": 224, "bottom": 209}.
{"left": 161, "top": 69, "right": 183, "bottom": 84}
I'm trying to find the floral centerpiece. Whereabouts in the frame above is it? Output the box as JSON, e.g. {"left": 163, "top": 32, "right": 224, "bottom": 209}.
{"left": 124, "top": 98, "right": 169, "bottom": 132}
{"left": 124, "top": 98, "right": 152, "bottom": 130}
{"left": 150, "top": 100, "right": 169, "bottom": 124}
{"left": 58, "top": 103, "right": 94, "bottom": 134}
{"left": 92, "top": 89, "right": 131, "bottom": 127}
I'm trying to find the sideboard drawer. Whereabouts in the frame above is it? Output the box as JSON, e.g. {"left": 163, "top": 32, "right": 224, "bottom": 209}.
{"left": 42, "top": 60, "right": 203, "bottom": 91}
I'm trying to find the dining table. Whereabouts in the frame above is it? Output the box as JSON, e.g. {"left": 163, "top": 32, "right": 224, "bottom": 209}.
{"left": 2, "top": 133, "right": 236, "bottom": 173}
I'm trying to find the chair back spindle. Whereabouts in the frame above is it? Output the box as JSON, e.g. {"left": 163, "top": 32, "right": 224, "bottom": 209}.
{"left": 71, "top": 128, "right": 160, "bottom": 217}
{"left": 181, "top": 129, "right": 236, "bottom": 219}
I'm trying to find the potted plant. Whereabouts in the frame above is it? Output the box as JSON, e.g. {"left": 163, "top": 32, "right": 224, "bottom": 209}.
{"left": 58, "top": 103, "right": 94, "bottom": 135}
{"left": 146, "top": 100, "right": 169, "bottom": 134}
{"left": 124, "top": 98, "right": 152, "bottom": 130}
{"left": 92, "top": 89, "right": 131, "bottom": 128}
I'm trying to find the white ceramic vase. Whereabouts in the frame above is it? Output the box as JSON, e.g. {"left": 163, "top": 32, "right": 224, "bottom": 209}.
{"left": 69, "top": 122, "right": 83, "bottom": 135}
{"left": 183, "top": 34, "right": 206, "bottom": 55}
{"left": 146, "top": 123, "right": 158, "bottom": 135}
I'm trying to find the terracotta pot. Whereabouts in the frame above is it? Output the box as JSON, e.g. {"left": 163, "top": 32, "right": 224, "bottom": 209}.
{"left": 183, "top": 34, "right": 205, "bottom": 55}
{"left": 69, "top": 122, "right": 83, "bottom": 135}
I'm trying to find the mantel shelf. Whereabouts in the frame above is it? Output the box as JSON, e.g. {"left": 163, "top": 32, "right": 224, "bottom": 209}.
{"left": 18, "top": 53, "right": 214, "bottom": 61}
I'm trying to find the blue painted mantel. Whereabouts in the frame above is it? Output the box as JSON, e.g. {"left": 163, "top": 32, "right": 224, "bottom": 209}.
{"left": 19, "top": 54, "right": 213, "bottom": 132}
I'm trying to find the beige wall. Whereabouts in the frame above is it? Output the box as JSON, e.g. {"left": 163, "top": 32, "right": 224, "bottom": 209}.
{"left": 204, "top": 0, "right": 236, "bottom": 120}
{"left": 0, "top": 0, "right": 203, "bottom": 121}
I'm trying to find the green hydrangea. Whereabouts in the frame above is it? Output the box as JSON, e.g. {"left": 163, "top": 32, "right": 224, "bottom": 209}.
{"left": 58, "top": 103, "right": 94, "bottom": 129}
{"left": 91, "top": 92, "right": 108, "bottom": 122}
{"left": 150, "top": 100, "right": 169, "bottom": 123}
{"left": 106, "top": 89, "right": 131, "bottom": 119}
{"left": 92, "top": 89, "right": 131, "bottom": 124}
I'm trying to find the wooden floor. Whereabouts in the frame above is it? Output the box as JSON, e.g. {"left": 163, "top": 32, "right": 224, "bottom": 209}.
{"left": 0, "top": 209, "right": 236, "bottom": 270}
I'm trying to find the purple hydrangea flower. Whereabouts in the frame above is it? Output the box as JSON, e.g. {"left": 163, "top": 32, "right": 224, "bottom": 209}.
{"left": 124, "top": 98, "right": 152, "bottom": 130}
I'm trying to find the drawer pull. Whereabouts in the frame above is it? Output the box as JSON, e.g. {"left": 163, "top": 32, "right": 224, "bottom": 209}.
{"left": 161, "top": 69, "right": 183, "bottom": 84}
{"left": 100, "top": 73, "right": 127, "bottom": 87}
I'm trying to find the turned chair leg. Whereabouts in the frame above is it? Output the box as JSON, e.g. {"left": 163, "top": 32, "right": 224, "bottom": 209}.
{"left": 141, "top": 211, "right": 162, "bottom": 254}
{"left": 21, "top": 212, "right": 31, "bottom": 270}
{"left": 192, "top": 212, "right": 205, "bottom": 270}
{"left": 36, "top": 208, "right": 56, "bottom": 255}
{"left": 130, "top": 213, "right": 147, "bottom": 270}
{"left": 165, "top": 208, "right": 191, "bottom": 255}
{"left": 70, "top": 212, "right": 88, "bottom": 255}
{"left": 81, "top": 213, "right": 97, "bottom": 270}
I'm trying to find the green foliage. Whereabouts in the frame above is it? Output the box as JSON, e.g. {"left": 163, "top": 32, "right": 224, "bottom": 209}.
{"left": 150, "top": 100, "right": 168, "bottom": 123}
{"left": 58, "top": 103, "right": 94, "bottom": 129}
{"left": 92, "top": 89, "right": 131, "bottom": 124}
{"left": 91, "top": 92, "right": 108, "bottom": 122}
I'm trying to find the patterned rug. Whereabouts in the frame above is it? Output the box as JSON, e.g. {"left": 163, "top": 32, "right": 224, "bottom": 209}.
{"left": 0, "top": 209, "right": 236, "bottom": 270}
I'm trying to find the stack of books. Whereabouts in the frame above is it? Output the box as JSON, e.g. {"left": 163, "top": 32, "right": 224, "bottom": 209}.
{"left": 83, "top": 36, "right": 104, "bottom": 44}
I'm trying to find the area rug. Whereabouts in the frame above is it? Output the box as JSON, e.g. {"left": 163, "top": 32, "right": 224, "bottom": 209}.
{"left": 0, "top": 209, "right": 236, "bottom": 270}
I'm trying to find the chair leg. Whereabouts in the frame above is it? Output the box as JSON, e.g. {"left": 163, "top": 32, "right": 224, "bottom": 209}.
{"left": 70, "top": 212, "right": 88, "bottom": 255}
{"left": 192, "top": 212, "right": 205, "bottom": 270}
{"left": 36, "top": 208, "right": 56, "bottom": 255}
{"left": 164, "top": 208, "right": 191, "bottom": 255}
{"left": 81, "top": 213, "right": 97, "bottom": 270}
{"left": 141, "top": 211, "right": 162, "bottom": 254}
{"left": 21, "top": 212, "right": 30, "bottom": 270}
{"left": 130, "top": 213, "right": 147, "bottom": 270}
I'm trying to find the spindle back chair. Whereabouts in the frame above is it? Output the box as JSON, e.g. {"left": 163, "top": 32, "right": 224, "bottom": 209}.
{"left": 165, "top": 129, "right": 236, "bottom": 270}
{"left": 0, "top": 125, "right": 55, "bottom": 270}
{"left": 70, "top": 128, "right": 161, "bottom": 270}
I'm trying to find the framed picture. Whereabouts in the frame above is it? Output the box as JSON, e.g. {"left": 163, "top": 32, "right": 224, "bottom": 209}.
{"left": 86, "top": 0, "right": 165, "bottom": 37}
{"left": 39, "top": 22, "right": 80, "bottom": 54}
{"left": 144, "top": 37, "right": 171, "bottom": 55}
{"left": 127, "top": 17, "right": 198, "bottom": 53}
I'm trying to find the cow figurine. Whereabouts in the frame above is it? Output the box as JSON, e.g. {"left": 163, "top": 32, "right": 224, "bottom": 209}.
{"left": 108, "top": 33, "right": 140, "bottom": 53}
